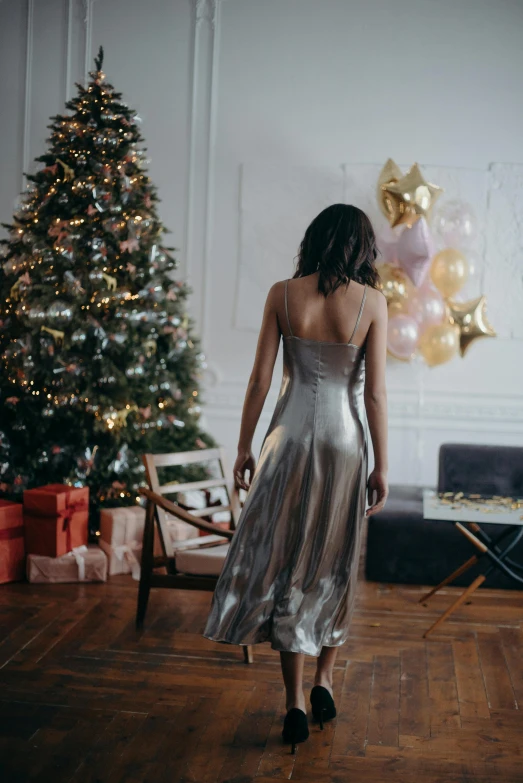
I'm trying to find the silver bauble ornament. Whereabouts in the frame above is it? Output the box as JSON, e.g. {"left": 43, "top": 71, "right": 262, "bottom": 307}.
{"left": 47, "top": 300, "right": 73, "bottom": 322}
{"left": 71, "top": 329, "right": 87, "bottom": 344}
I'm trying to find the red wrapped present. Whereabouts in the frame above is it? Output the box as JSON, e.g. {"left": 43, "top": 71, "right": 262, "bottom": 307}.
{"left": 0, "top": 499, "right": 25, "bottom": 584}
{"left": 23, "top": 484, "right": 89, "bottom": 558}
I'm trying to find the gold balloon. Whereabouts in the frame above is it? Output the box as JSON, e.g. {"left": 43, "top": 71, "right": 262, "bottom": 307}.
{"left": 377, "top": 263, "right": 414, "bottom": 304}
{"left": 419, "top": 323, "right": 460, "bottom": 367}
{"left": 381, "top": 163, "right": 443, "bottom": 228}
{"left": 447, "top": 295, "right": 496, "bottom": 356}
{"left": 377, "top": 158, "right": 403, "bottom": 221}
{"left": 430, "top": 248, "right": 469, "bottom": 299}
{"left": 387, "top": 299, "right": 408, "bottom": 317}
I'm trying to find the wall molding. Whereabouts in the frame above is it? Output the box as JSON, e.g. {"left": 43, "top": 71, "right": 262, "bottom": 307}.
{"left": 199, "top": 0, "right": 221, "bottom": 348}
{"left": 21, "top": 0, "right": 34, "bottom": 186}
{"left": 186, "top": 0, "right": 229, "bottom": 354}
{"left": 82, "top": 0, "right": 96, "bottom": 83}
{"left": 204, "top": 382, "right": 523, "bottom": 432}
{"left": 195, "top": 0, "right": 217, "bottom": 29}
{"left": 185, "top": 0, "right": 218, "bottom": 305}
{"left": 184, "top": 0, "right": 227, "bottom": 389}
{"left": 64, "top": 0, "right": 73, "bottom": 102}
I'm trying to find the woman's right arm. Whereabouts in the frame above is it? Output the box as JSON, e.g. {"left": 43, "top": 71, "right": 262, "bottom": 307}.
{"left": 363, "top": 291, "right": 389, "bottom": 516}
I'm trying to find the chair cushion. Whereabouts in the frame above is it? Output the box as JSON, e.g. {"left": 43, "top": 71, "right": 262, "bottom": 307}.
{"left": 172, "top": 533, "right": 226, "bottom": 551}
{"left": 175, "top": 543, "right": 229, "bottom": 576}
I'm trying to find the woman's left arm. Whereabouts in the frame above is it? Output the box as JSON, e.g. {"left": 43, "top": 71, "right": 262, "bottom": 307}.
{"left": 234, "top": 283, "right": 282, "bottom": 490}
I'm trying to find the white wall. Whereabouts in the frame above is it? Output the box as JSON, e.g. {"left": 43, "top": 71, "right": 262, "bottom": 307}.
{"left": 1, "top": 0, "right": 523, "bottom": 486}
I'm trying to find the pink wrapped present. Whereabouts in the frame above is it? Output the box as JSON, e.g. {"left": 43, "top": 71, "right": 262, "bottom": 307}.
{"left": 99, "top": 506, "right": 145, "bottom": 579}
{"left": 27, "top": 545, "right": 107, "bottom": 583}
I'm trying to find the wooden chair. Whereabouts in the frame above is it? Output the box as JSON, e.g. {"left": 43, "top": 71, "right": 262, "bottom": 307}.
{"left": 137, "top": 448, "right": 253, "bottom": 664}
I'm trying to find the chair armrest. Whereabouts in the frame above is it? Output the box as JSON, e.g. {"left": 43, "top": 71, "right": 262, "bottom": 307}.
{"left": 139, "top": 487, "right": 234, "bottom": 540}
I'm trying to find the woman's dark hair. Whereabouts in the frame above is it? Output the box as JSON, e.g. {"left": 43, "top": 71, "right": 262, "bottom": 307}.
{"left": 294, "top": 204, "right": 380, "bottom": 296}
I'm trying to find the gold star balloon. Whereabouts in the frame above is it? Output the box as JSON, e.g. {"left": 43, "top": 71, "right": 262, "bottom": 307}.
{"left": 447, "top": 295, "right": 496, "bottom": 356}
{"left": 381, "top": 163, "right": 443, "bottom": 228}
{"left": 377, "top": 158, "right": 403, "bottom": 222}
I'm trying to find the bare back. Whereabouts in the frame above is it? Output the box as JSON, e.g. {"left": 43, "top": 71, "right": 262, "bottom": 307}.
{"left": 277, "top": 273, "right": 377, "bottom": 349}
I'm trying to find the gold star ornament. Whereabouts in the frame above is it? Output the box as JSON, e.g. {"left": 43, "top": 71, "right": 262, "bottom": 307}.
{"left": 447, "top": 295, "right": 496, "bottom": 356}
{"left": 381, "top": 163, "right": 443, "bottom": 228}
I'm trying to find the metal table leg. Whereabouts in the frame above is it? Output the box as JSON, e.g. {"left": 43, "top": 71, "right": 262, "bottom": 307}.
{"left": 422, "top": 523, "right": 523, "bottom": 637}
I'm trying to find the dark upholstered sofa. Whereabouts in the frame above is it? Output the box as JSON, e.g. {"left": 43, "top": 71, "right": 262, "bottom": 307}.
{"left": 365, "top": 444, "right": 523, "bottom": 590}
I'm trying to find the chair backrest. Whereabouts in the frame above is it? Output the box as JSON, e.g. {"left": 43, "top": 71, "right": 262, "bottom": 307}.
{"left": 438, "top": 443, "right": 523, "bottom": 496}
{"left": 142, "top": 448, "right": 241, "bottom": 557}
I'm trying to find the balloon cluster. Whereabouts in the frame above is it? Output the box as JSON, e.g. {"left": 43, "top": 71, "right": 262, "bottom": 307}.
{"left": 376, "top": 159, "right": 496, "bottom": 366}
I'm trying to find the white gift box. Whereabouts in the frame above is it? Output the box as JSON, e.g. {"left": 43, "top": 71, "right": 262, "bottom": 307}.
{"left": 164, "top": 516, "right": 196, "bottom": 543}
{"left": 99, "top": 504, "right": 199, "bottom": 580}
{"left": 177, "top": 489, "right": 232, "bottom": 525}
{"left": 168, "top": 491, "right": 207, "bottom": 541}
{"left": 27, "top": 545, "right": 108, "bottom": 583}
{"left": 99, "top": 506, "right": 145, "bottom": 579}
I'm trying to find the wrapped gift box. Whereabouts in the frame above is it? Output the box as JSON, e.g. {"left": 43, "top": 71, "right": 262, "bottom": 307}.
{"left": 24, "top": 484, "right": 89, "bottom": 558}
{"left": 178, "top": 489, "right": 232, "bottom": 538}
{"left": 0, "top": 499, "right": 25, "bottom": 584}
{"left": 27, "top": 545, "right": 107, "bottom": 583}
{"left": 99, "top": 506, "right": 145, "bottom": 579}
{"left": 154, "top": 490, "right": 203, "bottom": 544}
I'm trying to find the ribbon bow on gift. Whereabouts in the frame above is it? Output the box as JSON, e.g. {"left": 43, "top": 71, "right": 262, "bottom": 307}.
{"left": 64, "top": 545, "right": 88, "bottom": 581}
{"left": 59, "top": 495, "right": 89, "bottom": 551}
{"left": 112, "top": 541, "right": 142, "bottom": 580}
{"left": 62, "top": 497, "right": 88, "bottom": 527}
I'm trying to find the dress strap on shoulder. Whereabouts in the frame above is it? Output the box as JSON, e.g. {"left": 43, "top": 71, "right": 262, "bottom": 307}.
{"left": 349, "top": 284, "right": 367, "bottom": 344}
{"left": 284, "top": 279, "right": 294, "bottom": 337}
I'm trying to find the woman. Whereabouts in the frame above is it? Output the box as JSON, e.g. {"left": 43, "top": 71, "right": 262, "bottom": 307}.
{"left": 204, "top": 204, "right": 388, "bottom": 752}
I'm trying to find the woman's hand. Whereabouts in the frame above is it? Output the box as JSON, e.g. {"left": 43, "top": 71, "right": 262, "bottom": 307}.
{"left": 233, "top": 449, "right": 256, "bottom": 491}
{"left": 366, "top": 469, "right": 388, "bottom": 517}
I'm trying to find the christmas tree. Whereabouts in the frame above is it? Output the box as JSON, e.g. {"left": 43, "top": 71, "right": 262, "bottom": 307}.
{"left": 0, "top": 48, "right": 214, "bottom": 529}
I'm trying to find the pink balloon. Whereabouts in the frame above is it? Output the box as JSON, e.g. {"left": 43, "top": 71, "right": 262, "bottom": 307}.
{"left": 408, "top": 284, "right": 446, "bottom": 328}
{"left": 397, "top": 218, "right": 434, "bottom": 287}
{"left": 387, "top": 314, "right": 419, "bottom": 360}
{"left": 376, "top": 226, "right": 399, "bottom": 265}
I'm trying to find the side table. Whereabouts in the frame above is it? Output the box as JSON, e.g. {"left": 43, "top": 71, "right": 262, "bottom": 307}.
{"left": 420, "top": 489, "right": 523, "bottom": 637}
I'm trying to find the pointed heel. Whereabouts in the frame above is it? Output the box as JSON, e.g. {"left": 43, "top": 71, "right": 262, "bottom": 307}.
{"left": 282, "top": 708, "right": 309, "bottom": 753}
{"left": 310, "top": 686, "right": 336, "bottom": 728}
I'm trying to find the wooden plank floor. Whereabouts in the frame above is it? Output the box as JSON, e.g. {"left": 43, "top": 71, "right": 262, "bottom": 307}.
{"left": 0, "top": 576, "right": 522, "bottom": 782}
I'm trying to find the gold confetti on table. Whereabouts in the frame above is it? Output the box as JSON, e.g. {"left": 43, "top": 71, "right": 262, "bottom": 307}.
{"left": 436, "top": 492, "right": 523, "bottom": 514}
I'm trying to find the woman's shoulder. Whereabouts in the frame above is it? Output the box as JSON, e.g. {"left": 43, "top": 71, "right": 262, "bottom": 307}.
{"left": 264, "top": 279, "right": 289, "bottom": 312}
{"left": 267, "top": 278, "right": 288, "bottom": 298}
{"left": 364, "top": 284, "right": 387, "bottom": 319}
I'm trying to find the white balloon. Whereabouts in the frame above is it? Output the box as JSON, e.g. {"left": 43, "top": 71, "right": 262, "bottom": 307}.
{"left": 434, "top": 200, "right": 477, "bottom": 248}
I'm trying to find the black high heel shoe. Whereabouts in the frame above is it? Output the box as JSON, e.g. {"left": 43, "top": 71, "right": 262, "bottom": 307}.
{"left": 310, "top": 685, "right": 336, "bottom": 730}
{"left": 282, "top": 708, "right": 309, "bottom": 753}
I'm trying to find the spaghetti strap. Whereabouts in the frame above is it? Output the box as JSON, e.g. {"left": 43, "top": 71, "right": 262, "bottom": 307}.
{"left": 348, "top": 284, "right": 367, "bottom": 344}
{"left": 284, "top": 279, "right": 294, "bottom": 337}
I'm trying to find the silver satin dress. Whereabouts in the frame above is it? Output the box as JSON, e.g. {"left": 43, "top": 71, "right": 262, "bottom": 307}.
{"left": 204, "top": 281, "right": 368, "bottom": 657}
